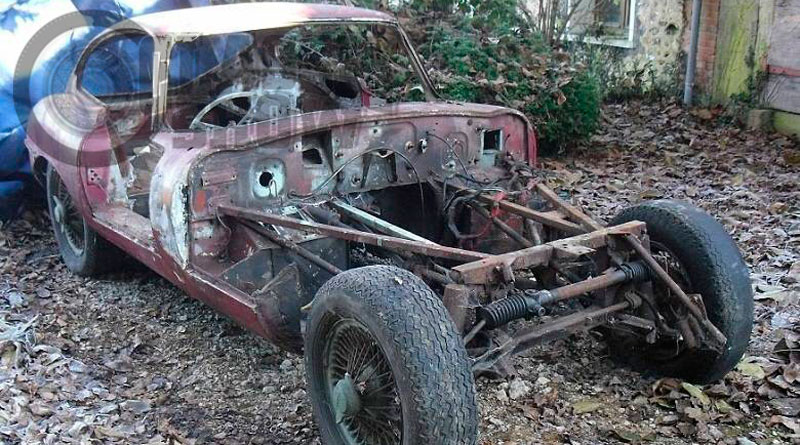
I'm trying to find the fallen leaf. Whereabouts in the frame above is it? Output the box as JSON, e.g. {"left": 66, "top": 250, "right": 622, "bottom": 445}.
{"left": 783, "top": 363, "right": 799, "bottom": 384}
{"left": 121, "top": 399, "right": 151, "bottom": 414}
{"left": 681, "top": 382, "right": 710, "bottom": 405}
{"left": 556, "top": 90, "right": 567, "bottom": 106}
{"left": 714, "top": 399, "right": 734, "bottom": 414}
{"left": 611, "top": 427, "right": 642, "bottom": 443}
{"left": 736, "top": 361, "right": 766, "bottom": 380}
{"left": 783, "top": 150, "right": 800, "bottom": 165}
{"left": 783, "top": 261, "right": 800, "bottom": 284}
{"left": 684, "top": 406, "right": 710, "bottom": 422}
{"left": 770, "top": 398, "right": 800, "bottom": 417}
{"left": 757, "top": 382, "right": 785, "bottom": 399}
{"left": 767, "top": 374, "right": 791, "bottom": 390}
{"left": 692, "top": 108, "right": 714, "bottom": 120}
{"left": 35, "top": 287, "right": 51, "bottom": 299}
{"left": 768, "top": 415, "right": 800, "bottom": 434}
{"left": 572, "top": 399, "right": 603, "bottom": 414}
{"left": 769, "top": 202, "right": 788, "bottom": 214}
{"left": 754, "top": 290, "right": 788, "bottom": 303}
{"left": 95, "top": 425, "right": 127, "bottom": 439}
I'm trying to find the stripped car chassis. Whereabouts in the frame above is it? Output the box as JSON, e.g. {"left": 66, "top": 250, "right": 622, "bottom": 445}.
{"left": 217, "top": 179, "right": 727, "bottom": 376}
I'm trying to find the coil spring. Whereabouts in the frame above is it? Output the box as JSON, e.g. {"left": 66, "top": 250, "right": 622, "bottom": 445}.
{"left": 620, "top": 261, "right": 650, "bottom": 282}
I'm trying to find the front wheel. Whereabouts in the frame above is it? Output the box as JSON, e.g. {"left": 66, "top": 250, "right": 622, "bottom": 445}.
{"left": 610, "top": 200, "right": 754, "bottom": 383}
{"left": 305, "top": 266, "right": 478, "bottom": 445}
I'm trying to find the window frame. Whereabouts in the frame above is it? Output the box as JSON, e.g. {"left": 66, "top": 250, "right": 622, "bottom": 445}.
{"left": 156, "top": 21, "right": 438, "bottom": 131}
{"left": 565, "top": 0, "right": 637, "bottom": 49}
{"left": 167, "top": 32, "right": 255, "bottom": 90}
{"left": 595, "top": 0, "right": 632, "bottom": 33}
{"left": 74, "top": 29, "right": 157, "bottom": 101}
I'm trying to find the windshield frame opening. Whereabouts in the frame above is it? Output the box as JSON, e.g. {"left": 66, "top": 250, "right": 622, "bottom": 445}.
{"left": 157, "top": 20, "right": 438, "bottom": 132}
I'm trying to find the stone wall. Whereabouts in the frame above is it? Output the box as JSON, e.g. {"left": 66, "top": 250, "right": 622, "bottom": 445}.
{"left": 629, "top": 0, "right": 685, "bottom": 87}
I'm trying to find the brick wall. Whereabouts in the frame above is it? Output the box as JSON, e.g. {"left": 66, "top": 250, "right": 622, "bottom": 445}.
{"left": 683, "top": 0, "right": 721, "bottom": 91}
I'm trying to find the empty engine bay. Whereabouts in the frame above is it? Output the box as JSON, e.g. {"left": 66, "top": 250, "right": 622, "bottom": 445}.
{"left": 186, "top": 110, "right": 533, "bottom": 312}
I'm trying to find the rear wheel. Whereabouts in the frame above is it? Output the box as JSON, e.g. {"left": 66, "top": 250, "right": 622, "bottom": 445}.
{"left": 610, "top": 200, "right": 753, "bottom": 383}
{"left": 46, "top": 165, "right": 120, "bottom": 276}
{"left": 305, "top": 266, "right": 478, "bottom": 445}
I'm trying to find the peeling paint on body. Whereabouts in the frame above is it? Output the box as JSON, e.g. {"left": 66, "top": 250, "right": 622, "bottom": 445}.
{"left": 150, "top": 148, "right": 195, "bottom": 268}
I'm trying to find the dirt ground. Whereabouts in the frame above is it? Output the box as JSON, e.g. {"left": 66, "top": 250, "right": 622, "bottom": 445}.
{"left": 1, "top": 101, "right": 799, "bottom": 444}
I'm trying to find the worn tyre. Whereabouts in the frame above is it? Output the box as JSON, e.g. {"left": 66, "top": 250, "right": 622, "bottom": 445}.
{"left": 610, "top": 200, "right": 753, "bottom": 383}
{"left": 46, "top": 165, "right": 120, "bottom": 276}
{"left": 305, "top": 265, "right": 478, "bottom": 445}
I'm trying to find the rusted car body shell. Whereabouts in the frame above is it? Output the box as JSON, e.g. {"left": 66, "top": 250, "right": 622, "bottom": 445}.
{"left": 24, "top": 3, "right": 538, "bottom": 348}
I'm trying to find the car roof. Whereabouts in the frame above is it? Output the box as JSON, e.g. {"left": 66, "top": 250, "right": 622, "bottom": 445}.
{"left": 129, "top": 2, "right": 397, "bottom": 37}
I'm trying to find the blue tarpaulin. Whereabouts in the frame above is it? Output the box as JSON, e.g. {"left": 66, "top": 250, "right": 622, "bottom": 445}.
{"left": 0, "top": 0, "right": 216, "bottom": 221}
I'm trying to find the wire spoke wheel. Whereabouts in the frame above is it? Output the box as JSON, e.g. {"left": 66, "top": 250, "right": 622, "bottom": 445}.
{"left": 325, "top": 319, "right": 402, "bottom": 445}
{"left": 45, "top": 165, "right": 124, "bottom": 276}
{"left": 50, "top": 172, "right": 85, "bottom": 255}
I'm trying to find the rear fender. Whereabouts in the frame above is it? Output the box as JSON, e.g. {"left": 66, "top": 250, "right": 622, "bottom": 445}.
{"left": 25, "top": 97, "right": 97, "bottom": 216}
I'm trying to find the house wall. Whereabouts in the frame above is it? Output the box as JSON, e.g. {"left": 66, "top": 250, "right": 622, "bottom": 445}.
{"left": 684, "top": 0, "right": 799, "bottom": 138}
{"left": 631, "top": 0, "right": 685, "bottom": 85}
{"left": 764, "top": 0, "right": 800, "bottom": 118}
{"left": 530, "top": 0, "right": 800, "bottom": 138}
{"left": 556, "top": 0, "right": 687, "bottom": 88}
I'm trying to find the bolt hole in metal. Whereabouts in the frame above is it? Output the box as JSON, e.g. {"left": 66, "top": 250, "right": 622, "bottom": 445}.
{"left": 253, "top": 160, "right": 285, "bottom": 198}
{"left": 258, "top": 171, "right": 274, "bottom": 188}
{"left": 325, "top": 319, "right": 402, "bottom": 445}
{"left": 52, "top": 173, "right": 85, "bottom": 254}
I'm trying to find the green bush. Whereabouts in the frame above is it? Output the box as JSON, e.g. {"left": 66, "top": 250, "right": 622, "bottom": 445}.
{"left": 526, "top": 70, "right": 602, "bottom": 150}
{"left": 411, "top": 6, "right": 601, "bottom": 152}
{"left": 345, "top": 0, "right": 603, "bottom": 152}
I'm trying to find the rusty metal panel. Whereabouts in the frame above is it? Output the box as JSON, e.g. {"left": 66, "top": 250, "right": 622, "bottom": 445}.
{"left": 443, "top": 284, "right": 483, "bottom": 333}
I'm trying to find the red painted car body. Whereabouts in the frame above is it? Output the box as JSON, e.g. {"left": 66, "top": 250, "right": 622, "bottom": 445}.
{"left": 25, "top": 2, "right": 537, "bottom": 350}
